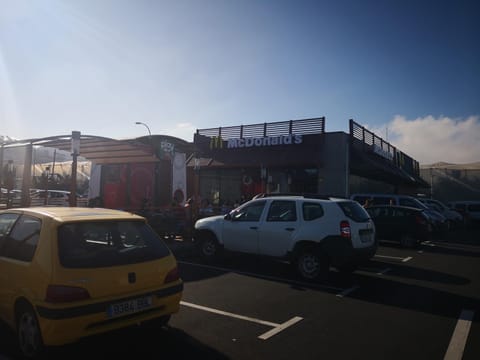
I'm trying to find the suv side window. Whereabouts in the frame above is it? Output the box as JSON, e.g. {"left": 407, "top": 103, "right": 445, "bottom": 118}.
{"left": 267, "top": 200, "right": 297, "bottom": 222}
{"left": 338, "top": 201, "right": 370, "bottom": 222}
{"left": 1, "top": 215, "right": 41, "bottom": 262}
{"left": 302, "top": 202, "right": 324, "bottom": 221}
{"left": 233, "top": 201, "right": 266, "bottom": 222}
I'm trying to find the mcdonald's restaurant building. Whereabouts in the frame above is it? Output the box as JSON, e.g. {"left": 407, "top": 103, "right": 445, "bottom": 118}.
{"left": 187, "top": 117, "right": 428, "bottom": 206}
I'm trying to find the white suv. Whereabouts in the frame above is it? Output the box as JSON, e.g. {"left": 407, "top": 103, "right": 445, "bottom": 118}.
{"left": 193, "top": 194, "right": 376, "bottom": 281}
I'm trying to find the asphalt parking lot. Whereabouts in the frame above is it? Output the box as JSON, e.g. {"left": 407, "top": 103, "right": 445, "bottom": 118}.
{"left": 1, "top": 229, "right": 479, "bottom": 359}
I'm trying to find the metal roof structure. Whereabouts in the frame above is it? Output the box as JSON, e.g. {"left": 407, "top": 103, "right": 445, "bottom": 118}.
{"left": 1, "top": 134, "right": 157, "bottom": 164}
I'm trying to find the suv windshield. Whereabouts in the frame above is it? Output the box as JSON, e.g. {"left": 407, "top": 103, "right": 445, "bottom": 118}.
{"left": 337, "top": 201, "right": 370, "bottom": 222}
{"left": 58, "top": 220, "right": 171, "bottom": 268}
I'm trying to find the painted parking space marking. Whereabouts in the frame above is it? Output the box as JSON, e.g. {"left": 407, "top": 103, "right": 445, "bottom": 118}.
{"left": 444, "top": 309, "right": 475, "bottom": 360}
{"left": 178, "top": 260, "right": 347, "bottom": 293}
{"left": 376, "top": 267, "right": 391, "bottom": 275}
{"left": 258, "top": 316, "right": 304, "bottom": 340}
{"left": 374, "top": 254, "right": 412, "bottom": 262}
{"left": 336, "top": 285, "right": 360, "bottom": 298}
{"left": 180, "top": 301, "right": 303, "bottom": 340}
{"left": 357, "top": 266, "right": 390, "bottom": 274}
{"left": 421, "top": 241, "right": 436, "bottom": 247}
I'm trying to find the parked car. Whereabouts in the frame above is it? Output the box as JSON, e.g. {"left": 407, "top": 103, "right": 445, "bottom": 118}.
{"left": 447, "top": 201, "right": 480, "bottom": 227}
{"left": 30, "top": 189, "right": 71, "bottom": 206}
{"left": 0, "top": 207, "right": 183, "bottom": 358}
{"left": 194, "top": 194, "right": 377, "bottom": 281}
{"left": 366, "top": 205, "right": 432, "bottom": 247}
{"left": 417, "top": 197, "right": 464, "bottom": 229}
{"left": 350, "top": 193, "right": 448, "bottom": 233}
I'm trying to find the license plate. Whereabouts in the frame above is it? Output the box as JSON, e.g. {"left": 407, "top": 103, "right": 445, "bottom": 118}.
{"left": 107, "top": 296, "right": 153, "bottom": 318}
{"left": 360, "top": 234, "right": 372, "bottom": 243}
{"left": 359, "top": 229, "right": 374, "bottom": 243}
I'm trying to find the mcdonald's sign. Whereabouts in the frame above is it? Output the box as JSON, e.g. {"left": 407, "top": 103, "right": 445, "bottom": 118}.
{"left": 210, "top": 136, "right": 224, "bottom": 149}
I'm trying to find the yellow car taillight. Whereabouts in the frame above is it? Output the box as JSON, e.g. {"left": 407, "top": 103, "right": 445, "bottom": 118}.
{"left": 45, "top": 285, "right": 91, "bottom": 303}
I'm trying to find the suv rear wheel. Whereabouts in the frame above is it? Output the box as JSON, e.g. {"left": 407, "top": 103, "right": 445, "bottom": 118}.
{"left": 295, "top": 247, "right": 329, "bottom": 281}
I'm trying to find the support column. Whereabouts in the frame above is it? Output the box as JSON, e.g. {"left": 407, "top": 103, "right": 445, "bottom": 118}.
{"left": 0, "top": 145, "right": 4, "bottom": 185}
{"left": 21, "top": 143, "right": 33, "bottom": 207}
{"left": 70, "top": 131, "right": 81, "bottom": 207}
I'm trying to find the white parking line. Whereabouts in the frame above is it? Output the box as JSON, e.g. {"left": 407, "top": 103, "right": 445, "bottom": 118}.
{"left": 374, "top": 254, "right": 412, "bottom": 262}
{"left": 336, "top": 285, "right": 360, "bottom": 298}
{"left": 421, "top": 241, "right": 437, "bottom": 248}
{"left": 444, "top": 309, "right": 475, "bottom": 360}
{"left": 178, "top": 260, "right": 346, "bottom": 292}
{"left": 258, "top": 316, "right": 304, "bottom": 340}
{"left": 376, "top": 267, "right": 391, "bottom": 275}
{"left": 180, "top": 301, "right": 303, "bottom": 340}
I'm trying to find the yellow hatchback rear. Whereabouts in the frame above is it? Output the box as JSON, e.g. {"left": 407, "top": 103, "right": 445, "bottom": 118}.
{"left": 0, "top": 207, "right": 183, "bottom": 358}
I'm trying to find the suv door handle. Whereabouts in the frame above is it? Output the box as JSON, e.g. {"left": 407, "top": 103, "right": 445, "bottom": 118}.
{"left": 285, "top": 227, "right": 295, "bottom": 231}
{"left": 250, "top": 226, "right": 258, "bottom": 230}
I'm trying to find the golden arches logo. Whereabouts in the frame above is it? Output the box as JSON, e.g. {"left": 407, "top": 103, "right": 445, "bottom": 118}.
{"left": 209, "top": 136, "right": 224, "bottom": 149}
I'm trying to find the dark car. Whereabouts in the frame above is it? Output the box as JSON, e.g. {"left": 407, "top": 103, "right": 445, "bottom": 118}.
{"left": 366, "top": 205, "right": 432, "bottom": 247}
{"left": 351, "top": 193, "right": 448, "bottom": 234}
{"left": 447, "top": 201, "right": 480, "bottom": 227}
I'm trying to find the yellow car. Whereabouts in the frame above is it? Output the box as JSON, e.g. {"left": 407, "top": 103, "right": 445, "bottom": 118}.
{"left": 0, "top": 207, "right": 183, "bottom": 358}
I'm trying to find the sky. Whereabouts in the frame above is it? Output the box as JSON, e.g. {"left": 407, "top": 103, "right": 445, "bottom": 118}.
{"left": 0, "top": 0, "right": 479, "bottom": 164}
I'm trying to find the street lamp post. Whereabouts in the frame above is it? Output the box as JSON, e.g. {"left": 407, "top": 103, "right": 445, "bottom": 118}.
{"left": 135, "top": 122, "right": 152, "bottom": 137}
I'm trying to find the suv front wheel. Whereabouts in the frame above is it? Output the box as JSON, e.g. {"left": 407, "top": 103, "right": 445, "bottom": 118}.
{"left": 197, "top": 233, "right": 220, "bottom": 260}
{"left": 295, "top": 246, "right": 329, "bottom": 281}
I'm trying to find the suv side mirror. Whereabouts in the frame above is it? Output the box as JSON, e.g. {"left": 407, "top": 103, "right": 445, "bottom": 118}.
{"left": 224, "top": 213, "right": 232, "bottom": 221}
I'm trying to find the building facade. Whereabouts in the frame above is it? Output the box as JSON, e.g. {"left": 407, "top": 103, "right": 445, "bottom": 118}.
{"left": 187, "top": 118, "right": 427, "bottom": 207}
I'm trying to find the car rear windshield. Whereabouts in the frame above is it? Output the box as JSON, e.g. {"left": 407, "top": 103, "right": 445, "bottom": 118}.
{"left": 58, "top": 220, "right": 171, "bottom": 268}
{"left": 337, "top": 201, "right": 370, "bottom": 222}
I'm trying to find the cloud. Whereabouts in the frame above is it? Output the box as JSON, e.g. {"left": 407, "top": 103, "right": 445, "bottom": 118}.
{"left": 383, "top": 115, "right": 480, "bottom": 164}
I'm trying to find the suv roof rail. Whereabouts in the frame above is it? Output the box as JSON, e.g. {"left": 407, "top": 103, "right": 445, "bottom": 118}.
{"left": 252, "top": 192, "right": 345, "bottom": 200}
